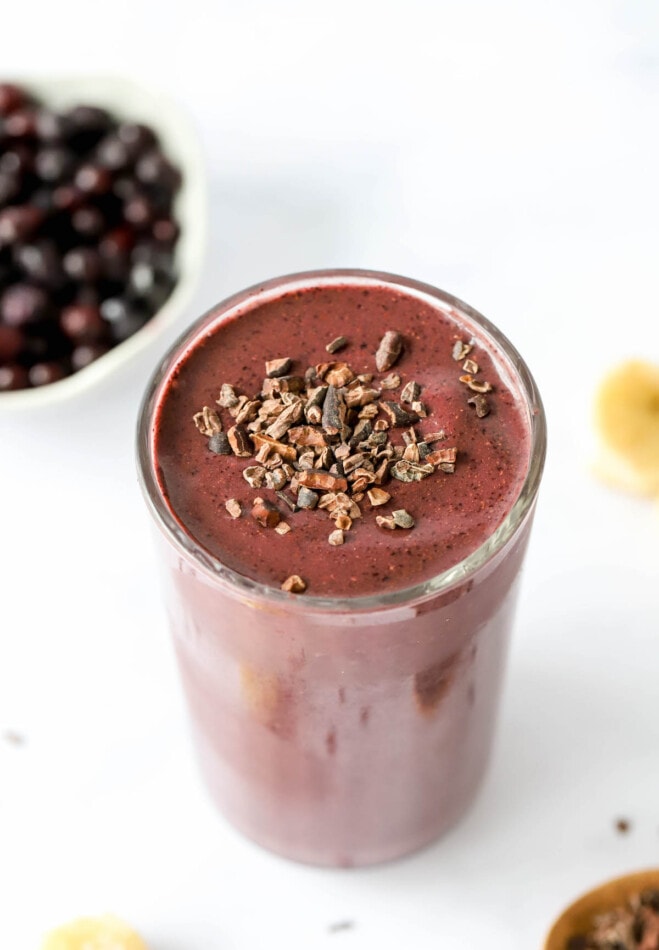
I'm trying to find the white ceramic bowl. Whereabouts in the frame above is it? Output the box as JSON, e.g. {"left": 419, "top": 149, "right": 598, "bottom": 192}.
{"left": 0, "top": 75, "right": 207, "bottom": 409}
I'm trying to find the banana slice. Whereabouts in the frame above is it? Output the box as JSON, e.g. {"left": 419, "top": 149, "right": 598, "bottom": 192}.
{"left": 41, "top": 914, "right": 148, "bottom": 950}
{"left": 594, "top": 360, "right": 659, "bottom": 496}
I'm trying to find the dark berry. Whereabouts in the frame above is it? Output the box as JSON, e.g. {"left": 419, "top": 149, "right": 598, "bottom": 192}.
{"left": 99, "top": 296, "right": 129, "bottom": 323}
{"left": 131, "top": 241, "right": 173, "bottom": 271}
{"left": 129, "top": 261, "right": 157, "bottom": 295}
{"left": 96, "top": 134, "right": 130, "bottom": 171}
{"left": 107, "top": 307, "right": 147, "bottom": 343}
{"left": 52, "top": 184, "right": 84, "bottom": 211}
{"left": 135, "top": 150, "right": 181, "bottom": 192}
{"left": 0, "top": 363, "right": 28, "bottom": 390}
{"left": 112, "top": 176, "right": 139, "bottom": 201}
{"left": 4, "top": 108, "right": 37, "bottom": 139}
{"left": 64, "top": 105, "right": 112, "bottom": 151}
{"left": 28, "top": 361, "right": 67, "bottom": 387}
{"left": 34, "top": 109, "right": 71, "bottom": 142}
{"left": 60, "top": 303, "right": 106, "bottom": 342}
{"left": 74, "top": 164, "right": 111, "bottom": 195}
{"left": 0, "top": 84, "right": 27, "bottom": 117}
{"left": 1, "top": 283, "right": 48, "bottom": 326}
{"left": 34, "top": 146, "right": 75, "bottom": 183}
{"left": 71, "top": 342, "right": 110, "bottom": 370}
{"left": 0, "top": 146, "right": 33, "bottom": 177}
{"left": 123, "top": 194, "right": 155, "bottom": 229}
{"left": 75, "top": 284, "right": 100, "bottom": 306}
{"left": 0, "top": 171, "right": 21, "bottom": 205}
{"left": 71, "top": 205, "right": 104, "bottom": 238}
{"left": 62, "top": 247, "right": 102, "bottom": 282}
{"left": 0, "top": 324, "right": 24, "bottom": 361}
{"left": 152, "top": 218, "right": 179, "bottom": 245}
{"left": 99, "top": 226, "right": 134, "bottom": 259}
{"left": 14, "top": 241, "right": 64, "bottom": 287}
{"left": 117, "top": 122, "right": 156, "bottom": 156}
{"left": 65, "top": 105, "right": 111, "bottom": 131}
{"left": 0, "top": 205, "right": 44, "bottom": 244}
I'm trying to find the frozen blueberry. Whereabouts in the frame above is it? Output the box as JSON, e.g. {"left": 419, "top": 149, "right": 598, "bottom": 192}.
{"left": 28, "top": 360, "right": 67, "bottom": 386}
{"left": 71, "top": 205, "right": 104, "bottom": 239}
{"left": 14, "top": 240, "right": 64, "bottom": 287}
{"left": 1, "top": 283, "right": 48, "bottom": 326}
{"left": 135, "top": 150, "right": 181, "bottom": 192}
{"left": 71, "top": 341, "right": 110, "bottom": 370}
{"left": 34, "top": 146, "right": 75, "bottom": 183}
{"left": 0, "top": 84, "right": 27, "bottom": 117}
{"left": 60, "top": 303, "right": 107, "bottom": 342}
{"left": 74, "top": 164, "right": 111, "bottom": 195}
{"left": 0, "top": 205, "right": 44, "bottom": 244}
{"left": 62, "top": 247, "right": 102, "bottom": 282}
{"left": 0, "top": 363, "right": 28, "bottom": 390}
{"left": 0, "top": 324, "right": 24, "bottom": 361}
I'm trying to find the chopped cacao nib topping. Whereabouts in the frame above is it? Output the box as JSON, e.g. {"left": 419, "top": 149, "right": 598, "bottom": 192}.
{"left": 297, "top": 486, "right": 319, "bottom": 509}
{"left": 323, "top": 362, "right": 355, "bottom": 387}
{"left": 298, "top": 470, "right": 348, "bottom": 492}
{"left": 452, "top": 339, "right": 473, "bottom": 361}
{"left": 251, "top": 499, "right": 281, "bottom": 528}
{"left": 375, "top": 330, "right": 404, "bottom": 372}
{"left": 252, "top": 433, "right": 297, "bottom": 462}
{"left": 321, "top": 384, "right": 346, "bottom": 435}
{"left": 208, "top": 432, "right": 232, "bottom": 455}
{"left": 375, "top": 514, "right": 396, "bottom": 529}
{"left": 265, "top": 468, "right": 288, "bottom": 490}
{"left": 424, "top": 430, "right": 446, "bottom": 443}
{"left": 392, "top": 509, "right": 415, "bottom": 529}
{"left": 227, "top": 424, "right": 253, "bottom": 457}
{"left": 380, "top": 372, "right": 401, "bottom": 390}
{"left": 400, "top": 380, "right": 421, "bottom": 404}
{"left": 460, "top": 374, "right": 493, "bottom": 393}
{"left": 381, "top": 401, "right": 420, "bottom": 427}
{"left": 243, "top": 465, "right": 266, "bottom": 488}
{"left": 262, "top": 375, "right": 305, "bottom": 397}
{"left": 281, "top": 574, "right": 306, "bottom": 593}
{"left": 326, "top": 335, "right": 348, "bottom": 354}
{"left": 391, "top": 460, "right": 434, "bottom": 482}
{"left": 190, "top": 327, "right": 511, "bottom": 591}
{"left": 265, "top": 357, "right": 292, "bottom": 378}
{"left": 568, "top": 886, "right": 659, "bottom": 949}
{"left": 287, "top": 425, "right": 328, "bottom": 447}
{"left": 276, "top": 489, "right": 298, "bottom": 511}
{"left": 225, "top": 498, "right": 242, "bottom": 519}
{"left": 427, "top": 446, "right": 458, "bottom": 473}
{"left": 468, "top": 393, "right": 490, "bottom": 418}
{"left": 193, "top": 406, "right": 222, "bottom": 437}
{"left": 217, "top": 383, "right": 239, "bottom": 408}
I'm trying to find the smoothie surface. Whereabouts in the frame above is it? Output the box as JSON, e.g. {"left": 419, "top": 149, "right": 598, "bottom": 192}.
{"left": 154, "top": 280, "right": 531, "bottom": 597}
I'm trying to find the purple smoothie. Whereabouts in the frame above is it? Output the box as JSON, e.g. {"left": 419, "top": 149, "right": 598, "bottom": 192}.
{"left": 139, "top": 270, "right": 545, "bottom": 866}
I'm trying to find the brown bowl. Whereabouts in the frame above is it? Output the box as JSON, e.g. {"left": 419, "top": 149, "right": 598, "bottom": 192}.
{"left": 544, "top": 868, "right": 659, "bottom": 949}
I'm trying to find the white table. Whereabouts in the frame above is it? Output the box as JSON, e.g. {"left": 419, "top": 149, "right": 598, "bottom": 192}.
{"left": 2, "top": 3, "right": 659, "bottom": 947}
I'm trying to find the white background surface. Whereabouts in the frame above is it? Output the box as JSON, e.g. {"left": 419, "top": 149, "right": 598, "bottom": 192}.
{"left": 1, "top": 2, "right": 659, "bottom": 948}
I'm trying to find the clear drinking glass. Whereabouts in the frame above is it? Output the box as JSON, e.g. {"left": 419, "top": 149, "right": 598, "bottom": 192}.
{"left": 137, "top": 269, "right": 546, "bottom": 868}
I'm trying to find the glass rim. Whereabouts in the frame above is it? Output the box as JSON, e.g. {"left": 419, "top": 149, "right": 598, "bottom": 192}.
{"left": 136, "top": 268, "right": 547, "bottom": 614}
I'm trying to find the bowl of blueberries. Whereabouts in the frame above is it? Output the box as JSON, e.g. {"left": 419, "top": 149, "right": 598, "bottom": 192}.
{"left": 0, "top": 76, "right": 206, "bottom": 407}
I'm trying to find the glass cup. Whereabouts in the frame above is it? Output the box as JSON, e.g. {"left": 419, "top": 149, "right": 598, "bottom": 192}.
{"left": 137, "top": 269, "right": 546, "bottom": 867}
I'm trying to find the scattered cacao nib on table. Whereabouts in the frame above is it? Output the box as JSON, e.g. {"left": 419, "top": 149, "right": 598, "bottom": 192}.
{"left": 0, "top": 82, "right": 181, "bottom": 391}
{"left": 567, "top": 889, "right": 659, "bottom": 950}
{"left": 191, "top": 332, "right": 497, "bottom": 592}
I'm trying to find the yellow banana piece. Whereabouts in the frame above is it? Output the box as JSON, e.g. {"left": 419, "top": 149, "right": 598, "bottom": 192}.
{"left": 41, "top": 914, "right": 148, "bottom": 950}
{"left": 594, "top": 360, "right": 659, "bottom": 496}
